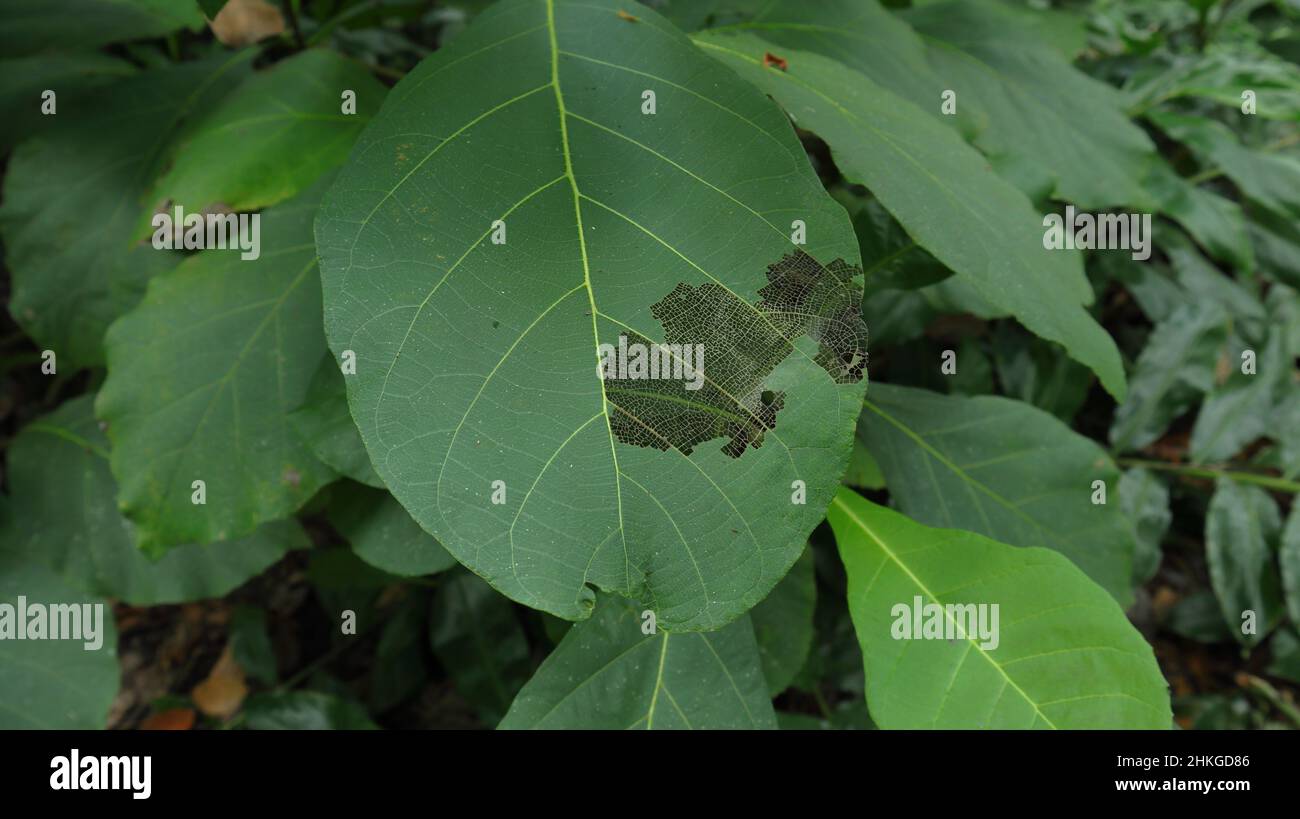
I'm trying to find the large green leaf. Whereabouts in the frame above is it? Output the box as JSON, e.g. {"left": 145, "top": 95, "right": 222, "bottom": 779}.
{"left": 3, "top": 395, "right": 306, "bottom": 604}
{"left": 694, "top": 31, "right": 1125, "bottom": 399}
{"left": 316, "top": 0, "right": 866, "bottom": 630}
{"left": 749, "top": 546, "right": 815, "bottom": 695}
{"left": 0, "top": 553, "right": 119, "bottom": 729}
{"left": 140, "top": 49, "right": 386, "bottom": 231}
{"left": 97, "top": 183, "right": 337, "bottom": 554}
{"left": 828, "top": 489, "right": 1171, "bottom": 729}
{"left": 499, "top": 595, "right": 774, "bottom": 729}
{"left": 0, "top": 52, "right": 253, "bottom": 369}
{"left": 0, "top": 0, "right": 203, "bottom": 56}
{"left": 859, "top": 384, "right": 1134, "bottom": 603}
{"left": 1205, "top": 479, "right": 1286, "bottom": 647}
{"left": 901, "top": 0, "right": 1154, "bottom": 208}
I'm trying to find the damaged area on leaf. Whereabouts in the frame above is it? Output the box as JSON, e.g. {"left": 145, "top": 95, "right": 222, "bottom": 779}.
{"left": 606, "top": 250, "right": 866, "bottom": 458}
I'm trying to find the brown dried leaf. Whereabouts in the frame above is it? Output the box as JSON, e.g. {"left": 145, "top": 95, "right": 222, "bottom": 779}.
{"left": 191, "top": 644, "right": 248, "bottom": 719}
{"left": 140, "top": 708, "right": 197, "bottom": 731}
{"left": 210, "top": 0, "right": 285, "bottom": 48}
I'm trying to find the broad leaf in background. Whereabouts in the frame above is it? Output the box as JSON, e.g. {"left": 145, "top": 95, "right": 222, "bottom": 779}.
{"left": 687, "top": 0, "right": 959, "bottom": 133}
{"left": 1149, "top": 110, "right": 1300, "bottom": 222}
{"left": 695, "top": 31, "right": 1126, "bottom": 400}
{"left": 3, "top": 396, "right": 307, "bottom": 604}
{"left": 828, "top": 489, "right": 1171, "bottom": 729}
{"left": 139, "top": 49, "right": 386, "bottom": 231}
{"left": 290, "top": 356, "right": 383, "bottom": 488}
{"left": 1283, "top": 507, "right": 1300, "bottom": 628}
{"left": 1190, "top": 330, "right": 1288, "bottom": 463}
{"left": 0, "top": 553, "right": 119, "bottom": 729}
{"left": 0, "top": 0, "right": 203, "bottom": 55}
{"left": 990, "top": 324, "right": 1090, "bottom": 422}
{"left": 749, "top": 547, "right": 815, "bottom": 695}
{"left": 500, "top": 595, "right": 775, "bottom": 729}
{"left": 859, "top": 384, "right": 1134, "bottom": 603}
{"left": 1111, "top": 301, "right": 1228, "bottom": 452}
{"left": 0, "top": 52, "right": 136, "bottom": 152}
{"left": 98, "top": 183, "right": 337, "bottom": 554}
{"left": 0, "top": 52, "right": 254, "bottom": 369}
{"left": 429, "top": 572, "right": 531, "bottom": 725}
{"left": 1142, "top": 158, "right": 1254, "bottom": 273}
{"left": 1126, "top": 48, "right": 1300, "bottom": 121}
{"left": 317, "top": 0, "right": 866, "bottom": 630}
{"left": 1205, "top": 480, "right": 1286, "bottom": 647}
{"left": 902, "top": 0, "right": 1155, "bottom": 208}
{"left": 371, "top": 593, "right": 430, "bottom": 712}
{"left": 329, "top": 483, "right": 456, "bottom": 577}
{"left": 1118, "top": 468, "right": 1172, "bottom": 585}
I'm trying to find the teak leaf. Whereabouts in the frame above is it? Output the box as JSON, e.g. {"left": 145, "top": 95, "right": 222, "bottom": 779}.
{"left": 499, "top": 595, "right": 774, "bottom": 729}
{"left": 828, "top": 489, "right": 1171, "bottom": 729}
{"left": 98, "top": 182, "right": 337, "bottom": 553}
{"left": 316, "top": 0, "right": 866, "bottom": 630}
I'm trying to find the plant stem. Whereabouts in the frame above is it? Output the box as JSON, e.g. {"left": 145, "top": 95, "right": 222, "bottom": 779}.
{"left": 1186, "top": 132, "right": 1300, "bottom": 185}
{"left": 1115, "top": 457, "right": 1300, "bottom": 493}
{"left": 281, "top": 0, "right": 306, "bottom": 49}
{"left": 1240, "top": 674, "right": 1300, "bottom": 728}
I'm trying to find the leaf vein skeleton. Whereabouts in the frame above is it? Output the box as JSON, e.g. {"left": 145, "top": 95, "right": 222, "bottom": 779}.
{"left": 830, "top": 494, "right": 1060, "bottom": 729}
{"left": 601, "top": 395, "right": 765, "bottom": 585}
{"left": 547, "top": 0, "right": 630, "bottom": 595}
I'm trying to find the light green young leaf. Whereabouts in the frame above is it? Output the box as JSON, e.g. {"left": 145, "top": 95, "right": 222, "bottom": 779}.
{"left": 500, "top": 595, "right": 774, "bottom": 729}
{"left": 828, "top": 489, "right": 1171, "bottom": 729}
{"left": 0, "top": 554, "right": 119, "bottom": 729}
{"left": 1205, "top": 479, "right": 1286, "bottom": 647}
{"left": 4, "top": 395, "right": 306, "bottom": 605}
{"left": 694, "top": 31, "right": 1125, "bottom": 400}
{"left": 860, "top": 384, "right": 1135, "bottom": 603}
{"left": 430, "top": 571, "right": 532, "bottom": 725}
{"left": 0, "top": 52, "right": 253, "bottom": 369}
{"left": 317, "top": 0, "right": 866, "bottom": 630}
{"left": 140, "top": 49, "right": 386, "bottom": 231}
{"left": 749, "top": 547, "right": 815, "bottom": 695}
{"left": 97, "top": 183, "right": 337, "bottom": 554}
{"left": 0, "top": 0, "right": 203, "bottom": 56}
{"left": 1110, "top": 301, "right": 1228, "bottom": 452}
{"left": 329, "top": 483, "right": 456, "bottom": 577}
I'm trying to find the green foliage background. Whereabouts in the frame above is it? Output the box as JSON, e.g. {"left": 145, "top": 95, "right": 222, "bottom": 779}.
{"left": 0, "top": 0, "right": 1298, "bottom": 730}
